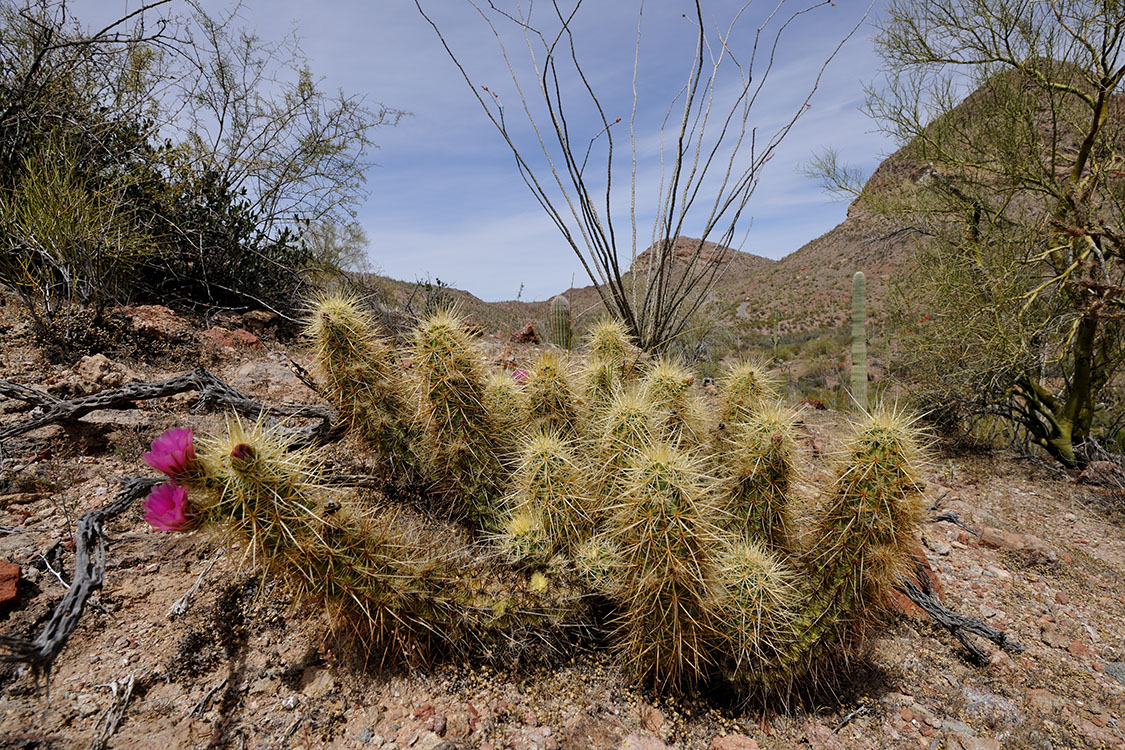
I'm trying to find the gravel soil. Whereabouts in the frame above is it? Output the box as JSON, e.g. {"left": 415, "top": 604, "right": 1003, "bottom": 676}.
{"left": 0, "top": 302, "right": 1122, "bottom": 750}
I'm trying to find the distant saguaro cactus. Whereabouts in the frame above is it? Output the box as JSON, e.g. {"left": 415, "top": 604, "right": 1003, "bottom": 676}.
{"left": 550, "top": 295, "right": 572, "bottom": 349}
{"left": 851, "top": 271, "right": 867, "bottom": 411}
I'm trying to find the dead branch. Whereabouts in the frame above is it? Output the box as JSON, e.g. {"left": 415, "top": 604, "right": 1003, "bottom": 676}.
{"left": 167, "top": 548, "right": 225, "bottom": 619}
{"left": 899, "top": 559, "right": 1025, "bottom": 666}
{"left": 0, "top": 368, "right": 338, "bottom": 452}
{"left": 91, "top": 673, "right": 135, "bottom": 750}
{"left": 0, "top": 476, "right": 159, "bottom": 670}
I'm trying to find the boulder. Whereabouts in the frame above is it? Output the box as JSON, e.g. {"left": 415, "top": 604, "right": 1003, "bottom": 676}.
{"left": 510, "top": 323, "right": 541, "bottom": 344}
{"left": 978, "top": 527, "right": 1057, "bottom": 565}
{"left": 46, "top": 354, "right": 137, "bottom": 396}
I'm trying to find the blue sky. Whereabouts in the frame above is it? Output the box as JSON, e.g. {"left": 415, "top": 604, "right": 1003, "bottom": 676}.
{"left": 96, "top": 1, "right": 898, "bottom": 302}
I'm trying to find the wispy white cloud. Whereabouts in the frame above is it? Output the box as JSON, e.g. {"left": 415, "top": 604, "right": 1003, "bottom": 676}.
{"left": 88, "top": 0, "right": 898, "bottom": 302}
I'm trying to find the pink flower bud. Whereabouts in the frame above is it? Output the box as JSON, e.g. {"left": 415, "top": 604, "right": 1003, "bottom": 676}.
{"left": 230, "top": 443, "right": 256, "bottom": 461}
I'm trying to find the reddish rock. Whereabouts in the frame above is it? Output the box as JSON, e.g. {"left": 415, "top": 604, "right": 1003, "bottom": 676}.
{"left": 201, "top": 326, "right": 239, "bottom": 348}
{"left": 46, "top": 354, "right": 137, "bottom": 396}
{"left": 118, "top": 305, "right": 191, "bottom": 339}
{"left": 802, "top": 721, "right": 844, "bottom": 750}
{"left": 563, "top": 713, "right": 623, "bottom": 749}
{"left": 510, "top": 323, "right": 541, "bottom": 344}
{"left": 0, "top": 561, "right": 19, "bottom": 605}
{"left": 236, "top": 309, "right": 277, "bottom": 332}
{"left": 230, "top": 328, "right": 261, "bottom": 347}
{"left": 710, "top": 735, "right": 759, "bottom": 750}
{"left": 640, "top": 708, "right": 664, "bottom": 734}
{"left": 1067, "top": 640, "right": 1094, "bottom": 658}
{"left": 978, "top": 526, "right": 1057, "bottom": 564}
{"left": 888, "top": 541, "right": 946, "bottom": 618}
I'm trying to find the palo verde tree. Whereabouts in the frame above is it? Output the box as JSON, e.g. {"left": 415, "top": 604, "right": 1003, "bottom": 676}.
{"left": 834, "top": 0, "right": 1125, "bottom": 467}
{"left": 0, "top": 0, "right": 398, "bottom": 326}
{"left": 416, "top": 1, "right": 868, "bottom": 351}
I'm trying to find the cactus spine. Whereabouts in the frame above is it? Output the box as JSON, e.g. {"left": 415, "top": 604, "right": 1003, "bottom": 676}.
{"left": 604, "top": 443, "right": 726, "bottom": 691}
{"left": 851, "top": 271, "right": 868, "bottom": 411}
{"left": 305, "top": 293, "right": 425, "bottom": 491}
{"left": 549, "top": 294, "right": 572, "bottom": 349}
{"left": 722, "top": 402, "right": 796, "bottom": 553}
{"left": 412, "top": 309, "right": 505, "bottom": 528}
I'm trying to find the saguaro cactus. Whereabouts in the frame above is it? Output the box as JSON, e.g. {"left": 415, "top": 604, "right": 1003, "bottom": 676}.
{"left": 851, "top": 271, "right": 867, "bottom": 411}
{"left": 549, "top": 295, "right": 572, "bottom": 349}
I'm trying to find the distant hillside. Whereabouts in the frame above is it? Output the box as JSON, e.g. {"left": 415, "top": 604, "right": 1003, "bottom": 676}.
{"left": 358, "top": 74, "right": 1027, "bottom": 348}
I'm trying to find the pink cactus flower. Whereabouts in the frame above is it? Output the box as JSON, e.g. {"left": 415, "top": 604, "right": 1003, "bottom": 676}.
{"left": 143, "top": 481, "right": 191, "bottom": 531}
{"left": 144, "top": 427, "right": 196, "bottom": 479}
{"left": 512, "top": 368, "right": 530, "bottom": 384}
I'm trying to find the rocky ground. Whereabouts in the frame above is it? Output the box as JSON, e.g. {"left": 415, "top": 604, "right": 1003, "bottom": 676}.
{"left": 0, "top": 301, "right": 1123, "bottom": 749}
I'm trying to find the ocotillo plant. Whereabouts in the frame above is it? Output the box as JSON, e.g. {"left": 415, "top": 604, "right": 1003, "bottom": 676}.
{"left": 412, "top": 309, "right": 505, "bottom": 528}
{"left": 851, "top": 271, "right": 867, "bottom": 411}
{"left": 305, "top": 293, "right": 425, "bottom": 491}
{"left": 549, "top": 294, "right": 572, "bottom": 349}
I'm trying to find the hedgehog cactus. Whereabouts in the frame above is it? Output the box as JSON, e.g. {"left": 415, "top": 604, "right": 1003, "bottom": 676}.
{"left": 549, "top": 295, "right": 572, "bottom": 349}
{"left": 718, "top": 360, "right": 777, "bottom": 425}
{"left": 717, "top": 540, "right": 796, "bottom": 688}
{"left": 752, "top": 408, "right": 927, "bottom": 690}
{"left": 305, "top": 293, "right": 425, "bottom": 490}
{"left": 641, "top": 358, "right": 706, "bottom": 447}
{"left": 589, "top": 387, "right": 654, "bottom": 507}
{"left": 582, "top": 318, "right": 636, "bottom": 410}
{"left": 190, "top": 417, "right": 464, "bottom": 662}
{"left": 524, "top": 352, "right": 583, "bottom": 436}
{"left": 483, "top": 372, "right": 528, "bottom": 460}
{"left": 851, "top": 271, "right": 868, "bottom": 411}
{"left": 604, "top": 442, "right": 726, "bottom": 691}
{"left": 412, "top": 309, "right": 505, "bottom": 527}
{"left": 501, "top": 430, "right": 592, "bottom": 558}
{"left": 721, "top": 402, "right": 797, "bottom": 553}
